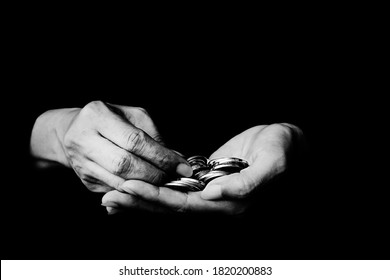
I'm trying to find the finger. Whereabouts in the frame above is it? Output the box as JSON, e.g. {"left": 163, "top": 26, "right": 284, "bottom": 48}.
{"left": 102, "top": 190, "right": 170, "bottom": 213}
{"left": 83, "top": 135, "right": 167, "bottom": 184}
{"left": 77, "top": 160, "right": 125, "bottom": 192}
{"left": 201, "top": 151, "right": 286, "bottom": 200}
{"left": 120, "top": 180, "right": 246, "bottom": 214}
{"left": 107, "top": 104, "right": 164, "bottom": 144}
{"left": 97, "top": 109, "right": 192, "bottom": 177}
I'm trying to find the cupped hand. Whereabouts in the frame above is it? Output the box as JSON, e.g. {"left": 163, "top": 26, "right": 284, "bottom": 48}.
{"left": 102, "top": 123, "right": 304, "bottom": 214}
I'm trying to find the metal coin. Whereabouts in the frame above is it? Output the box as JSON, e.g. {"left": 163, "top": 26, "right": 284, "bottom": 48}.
{"left": 164, "top": 181, "right": 192, "bottom": 191}
{"left": 191, "top": 164, "right": 209, "bottom": 172}
{"left": 165, "top": 178, "right": 204, "bottom": 192}
{"left": 187, "top": 155, "right": 208, "bottom": 164}
{"left": 193, "top": 169, "right": 210, "bottom": 180}
{"left": 163, "top": 156, "right": 249, "bottom": 192}
{"left": 209, "top": 157, "right": 249, "bottom": 169}
{"left": 180, "top": 177, "right": 204, "bottom": 185}
{"left": 211, "top": 162, "right": 246, "bottom": 172}
{"left": 198, "top": 170, "right": 230, "bottom": 184}
{"left": 192, "top": 166, "right": 210, "bottom": 174}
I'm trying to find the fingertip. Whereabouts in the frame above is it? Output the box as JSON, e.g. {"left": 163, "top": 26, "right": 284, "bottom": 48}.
{"left": 201, "top": 184, "right": 223, "bottom": 200}
{"left": 102, "top": 191, "right": 116, "bottom": 204}
{"left": 176, "top": 162, "right": 193, "bottom": 177}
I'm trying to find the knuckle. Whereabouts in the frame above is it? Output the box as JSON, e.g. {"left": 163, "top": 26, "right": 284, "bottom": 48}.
{"left": 85, "top": 100, "right": 105, "bottom": 110}
{"left": 62, "top": 131, "right": 74, "bottom": 150}
{"left": 280, "top": 123, "right": 304, "bottom": 139}
{"left": 158, "top": 153, "right": 172, "bottom": 169}
{"left": 274, "top": 123, "right": 303, "bottom": 140}
{"left": 80, "top": 100, "right": 106, "bottom": 117}
{"left": 131, "top": 107, "right": 154, "bottom": 126}
{"left": 112, "top": 155, "right": 133, "bottom": 176}
{"left": 153, "top": 134, "right": 164, "bottom": 144}
{"left": 63, "top": 128, "right": 83, "bottom": 149}
{"left": 148, "top": 171, "right": 166, "bottom": 185}
{"left": 278, "top": 123, "right": 293, "bottom": 135}
{"left": 279, "top": 122, "right": 299, "bottom": 130}
{"left": 125, "top": 129, "right": 146, "bottom": 153}
{"left": 134, "top": 106, "right": 155, "bottom": 123}
{"left": 133, "top": 106, "right": 149, "bottom": 117}
{"left": 270, "top": 123, "right": 293, "bottom": 137}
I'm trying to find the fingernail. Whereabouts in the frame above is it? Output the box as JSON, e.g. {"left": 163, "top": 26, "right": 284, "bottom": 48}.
{"left": 101, "top": 201, "right": 118, "bottom": 207}
{"left": 201, "top": 185, "right": 222, "bottom": 200}
{"left": 176, "top": 163, "right": 193, "bottom": 177}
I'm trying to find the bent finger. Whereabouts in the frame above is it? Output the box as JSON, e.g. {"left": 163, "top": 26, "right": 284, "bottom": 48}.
{"left": 77, "top": 160, "right": 125, "bottom": 192}
{"left": 84, "top": 135, "right": 167, "bottom": 184}
{"left": 97, "top": 113, "right": 192, "bottom": 177}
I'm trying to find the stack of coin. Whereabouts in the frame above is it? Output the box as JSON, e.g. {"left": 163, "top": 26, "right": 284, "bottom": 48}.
{"left": 187, "top": 155, "right": 210, "bottom": 180}
{"left": 163, "top": 156, "right": 249, "bottom": 192}
{"left": 164, "top": 178, "right": 205, "bottom": 192}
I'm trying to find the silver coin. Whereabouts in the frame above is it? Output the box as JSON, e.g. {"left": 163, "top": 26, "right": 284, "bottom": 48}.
{"left": 164, "top": 156, "right": 249, "bottom": 192}
{"left": 164, "top": 181, "right": 192, "bottom": 191}
{"left": 165, "top": 178, "right": 204, "bottom": 192}
{"left": 192, "top": 166, "right": 210, "bottom": 175}
{"left": 211, "top": 162, "right": 246, "bottom": 172}
{"left": 209, "top": 157, "right": 249, "bottom": 169}
{"left": 193, "top": 169, "right": 210, "bottom": 180}
{"left": 191, "top": 163, "right": 209, "bottom": 171}
{"left": 209, "top": 157, "right": 248, "bottom": 165}
{"left": 180, "top": 177, "right": 205, "bottom": 185}
{"left": 198, "top": 170, "right": 230, "bottom": 184}
{"left": 165, "top": 183, "right": 197, "bottom": 192}
{"left": 209, "top": 157, "right": 249, "bottom": 164}
{"left": 187, "top": 155, "right": 208, "bottom": 164}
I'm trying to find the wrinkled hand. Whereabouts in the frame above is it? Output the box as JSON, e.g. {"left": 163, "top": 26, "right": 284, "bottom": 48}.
{"left": 102, "top": 124, "right": 304, "bottom": 214}
{"left": 31, "top": 101, "right": 192, "bottom": 192}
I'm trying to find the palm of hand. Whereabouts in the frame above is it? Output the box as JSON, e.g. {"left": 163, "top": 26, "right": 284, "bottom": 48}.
{"left": 102, "top": 124, "right": 298, "bottom": 215}
{"left": 203, "top": 124, "right": 292, "bottom": 199}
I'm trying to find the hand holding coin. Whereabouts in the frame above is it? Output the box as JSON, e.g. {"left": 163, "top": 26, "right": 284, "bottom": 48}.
{"left": 30, "top": 101, "right": 192, "bottom": 193}
{"left": 102, "top": 123, "right": 304, "bottom": 214}
{"left": 200, "top": 124, "right": 303, "bottom": 200}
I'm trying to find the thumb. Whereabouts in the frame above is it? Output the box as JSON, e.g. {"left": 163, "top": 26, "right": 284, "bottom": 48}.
{"left": 200, "top": 172, "right": 253, "bottom": 200}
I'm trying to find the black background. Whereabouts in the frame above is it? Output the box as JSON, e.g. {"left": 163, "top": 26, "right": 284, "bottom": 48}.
{"left": 2, "top": 11, "right": 388, "bottom": 260}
